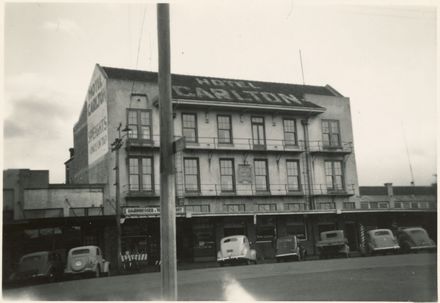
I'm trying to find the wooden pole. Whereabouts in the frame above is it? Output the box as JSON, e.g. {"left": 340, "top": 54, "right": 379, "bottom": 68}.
{"left": 157, "top": 3, "right": 177, "bottom": 300}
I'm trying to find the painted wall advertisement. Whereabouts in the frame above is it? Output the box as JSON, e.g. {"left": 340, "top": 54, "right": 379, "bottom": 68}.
{"left": 87, "top": 69, "right": 108, "bottom": 165}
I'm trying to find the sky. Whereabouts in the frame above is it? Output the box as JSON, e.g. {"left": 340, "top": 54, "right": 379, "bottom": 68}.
{"left": 2, "top": 1, "right": 437, "bottom": 185}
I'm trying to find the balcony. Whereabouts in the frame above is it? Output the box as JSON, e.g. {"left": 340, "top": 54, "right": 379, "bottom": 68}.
{"left": 308, "top": 140, "right": 353, "bottom": 154}
{"left": 176, "top": 183, "right": 304, "bottom": 197}
{"left": 310, "top": 184, "right": 356, "bottom": 196}
{"left": 123, "top": 184, "right": 159, "bottom": 198}
{"left": 125, "top": 135, "right": 305, "bottom": 153}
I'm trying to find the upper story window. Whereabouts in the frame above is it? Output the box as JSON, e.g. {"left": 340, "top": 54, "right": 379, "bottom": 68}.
{"left": 127, "top": 109, "right": 152, "bottom": 140}
{"left": 184, "top": 158, "right": 200, "bottom": 192}
{"left": 322, "top": 120, "right": 340, "bottom": 147}
{"left": 325, "top": 160, "right": 344, "bottom": 191}
{"left": 254, "top": 159, "right": 269, "bottom": 191}
{"left": 286, "top": 160, "right": 300, "bottom": 191}
{"left": 217, "top": 115, "right": 232, "bottom": 144}
{"left": 182, "top": 113, "right": 198, "bottom": 143}
{"left": 128, "top": 157, "right": 154, "bottom": 191}
{"left": 283, "top": 119, "right": 297, "bottom": 146}
{"left": 251, "top": 116, "right": 266, "bottom": 148}
{"left": 220, "top": 159, "right": 235, "bottom": 192}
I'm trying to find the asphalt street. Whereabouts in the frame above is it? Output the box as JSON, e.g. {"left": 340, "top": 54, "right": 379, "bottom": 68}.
{"left": 3, "top": 253, "right": 437, "bottom": 301}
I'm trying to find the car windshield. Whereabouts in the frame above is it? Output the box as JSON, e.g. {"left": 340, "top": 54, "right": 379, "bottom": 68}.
{"left": 21, "top": 255, "right": 43, "bottom": 264}
{"left": 223, "top": 238, "right": 238, "bottom": 243}
{"left": 374, "top": 231, "right": 391, "bottom": 236}
{"left": 72, "top": 248, "right": 90, "bottom": 255}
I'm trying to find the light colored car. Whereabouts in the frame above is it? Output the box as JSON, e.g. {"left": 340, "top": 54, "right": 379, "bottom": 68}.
{"left": 316, "top": 230, "right": 350, "bottom": 259}
{"left": 275, "top": 235, "right": 302, "bottom": 262}
{"left": 217, "top": 235, "right": 257, "bottom": 266}
{"left": 366, "top": 229, "right": 400, "bottom": 255}
{"left": 9, "top": 251, "right": 64, "bottom": 283}
{"left": 397, "top": 227, "right": 436, "bottom": 253}
{"left": 65, "top": 245, "right": 110, "bottom": 277}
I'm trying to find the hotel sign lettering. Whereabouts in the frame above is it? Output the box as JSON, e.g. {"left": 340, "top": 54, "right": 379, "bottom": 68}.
{"left": 171, "top": 77, "right": 314, "bottom": 107}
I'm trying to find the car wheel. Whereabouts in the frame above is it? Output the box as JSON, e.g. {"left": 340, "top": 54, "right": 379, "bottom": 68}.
{"left": 247, "top": 260, "right": 251, "bottom": 265}
{"left": 47, "top": 269, "right": 56, "bottom": 283}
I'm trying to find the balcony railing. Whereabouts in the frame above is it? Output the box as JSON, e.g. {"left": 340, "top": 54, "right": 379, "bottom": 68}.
{"left": 308, "top": 140, "right": 353, "bottom": 154}
{"left": 125, "top": 135, "right": 305, "bottom": 153}
{"left": 175, "top": 183, "right": 305, "bottom": 197}
{"left": 310, "top": 184, "right": 356, "bottom": 196}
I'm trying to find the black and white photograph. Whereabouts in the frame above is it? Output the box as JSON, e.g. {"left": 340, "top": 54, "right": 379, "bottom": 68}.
{"left": 2, "top": 0, "right": 437, "bottom": 301}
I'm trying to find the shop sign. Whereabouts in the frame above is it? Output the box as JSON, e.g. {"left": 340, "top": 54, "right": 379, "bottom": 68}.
{"left": 124, "top": 207, "right": 185, "bottom": 217}
{"left": 87, "top": 67, "right": 108, "bottom": 165}
{"left": 237, "top": 164, "right": 253, "bottom": 184}
{"left": 171, "top": 75, "right": 322, "bottom": 109}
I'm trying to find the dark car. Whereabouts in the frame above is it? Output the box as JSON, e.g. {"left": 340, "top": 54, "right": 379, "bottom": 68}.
{"left": 275, "top": 235, "right": 303, "bottom": 262}
{"left": 9, "top": 251, "right": 64, "bottom": 283}
{"left": 397, "top": 227, "right": 436, "bottom": 253}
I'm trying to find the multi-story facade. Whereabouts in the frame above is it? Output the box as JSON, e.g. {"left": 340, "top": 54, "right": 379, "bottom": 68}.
{"left": 66, "top": 64, "right": 360, "bottom": 262}
{"left": 4, "top": 65, "right": 435, "bottom": 276}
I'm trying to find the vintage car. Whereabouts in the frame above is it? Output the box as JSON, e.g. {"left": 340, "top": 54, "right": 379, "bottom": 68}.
{"left": 316, "top": 230, "right": 350, "bottom": 259}
{"left": 396, "top": 227, "right": 436, "bottom": 253}
{"left": 65, "top": 245, "right": 110, "bottom": 277}
{"left": 275, "top": 235, "right": 302, "bottom": 262}
{"left": 9, "top": 251, "right": 64, "bottom": 283}
{"left": 217, "top": 235, "right": 257, "bottom": 266}
{"left": 366, "top": 229, "right": 400, "bottom": 255}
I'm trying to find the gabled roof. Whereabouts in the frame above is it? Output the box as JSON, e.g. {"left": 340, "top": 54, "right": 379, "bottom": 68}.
{"left": 100, "top": 66, "right": 342, "bottom": 111}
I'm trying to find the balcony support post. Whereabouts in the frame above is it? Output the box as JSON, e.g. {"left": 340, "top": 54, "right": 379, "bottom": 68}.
{"left": 301, "top": 119, "right": 315, "bottom": 210}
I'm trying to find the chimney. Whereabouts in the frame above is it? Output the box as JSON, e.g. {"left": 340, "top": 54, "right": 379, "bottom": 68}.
{"left": 384, "top": 183, "right": 393, "bottom": 196}
{"left": 69, "top": 148, "right": 74, "bottom": 158}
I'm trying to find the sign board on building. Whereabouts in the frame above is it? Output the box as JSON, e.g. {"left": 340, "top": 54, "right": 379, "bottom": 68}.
{"left": 170, "top": 75, "right": 324, "bottom": 109}
{"left": 237, "top": 164, "right": 253, "bottom": 184}
{"left": 87, "top": 68, "right": 108, "bottom": 165}
{"left": 124, "top": 207, "right": 185, "bottom": 218}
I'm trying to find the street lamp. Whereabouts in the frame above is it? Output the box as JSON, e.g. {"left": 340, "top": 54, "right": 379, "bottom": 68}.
{"left": 111, "top": 123, "right": 130, "bottom": 274}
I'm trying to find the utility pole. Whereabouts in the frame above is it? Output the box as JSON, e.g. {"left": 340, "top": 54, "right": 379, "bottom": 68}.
{"left": 157, "top": 3, "right": 177, "bottom": 300}
{"left": 111, "top": 124, "right": 123, "bottom": 274}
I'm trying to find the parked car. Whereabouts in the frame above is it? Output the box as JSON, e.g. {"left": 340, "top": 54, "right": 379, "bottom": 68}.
{"left": 65, "top": 245, "right": 110, "bottom": 278}
{"left": 366, "top": 229, "right": 400, "bottom": 255}
{"left": 316, "top": 230, "right": 350, "bottom": 259}
{"left": 396, "top": 227, "right": 436, "bottom": 253}
{"left": 217, "top": 235, "right": 257, "bottom": 266}
{"left": 9, "top": 251, "right": 64, "bottom": 283}
{"left": 275, "top": 235, "right": 302, "bottom": 262}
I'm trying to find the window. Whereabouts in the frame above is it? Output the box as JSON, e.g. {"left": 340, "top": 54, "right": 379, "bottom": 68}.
{"left": 411, "top": 202, "right": 419, "bottom": 209}
{"left": 251, "top": 116, "right": 266, "bottom": 148}
{"left": 343, "top": 202, "right": 356, "bottom": 209}
{"left": 217, "top": 115, "right": 232, "bottom": 144}
{"left": 360, "top": 202, "right": 369, "bottom": 209}
{"left": 182, "top": 113, "right": 197, "bottom": 143}
{"left": 254, "top": 159, "right": 269, "bottom": 191}
{"left": 184, "top": 158, "right": 200, "bottom": 192}
{"left": 325, "top": 161, "right": 344, "bottom": 191}
{"left": 369, "top": 202, "right": 378, "bottom": 209}
{"left": 127, "top": 109, "right": 152, "bottom": 140}
{"left": 318, "top": 202, "right": 336, "bottom": 210}
{"left": 379, "top": 202, "right": 389, "bottom": 209}
{"left": 129, "top": 157, "right": 154, "bottom": 191}
{"left": 226, "top": 204, "right": 245, "bottom": 212}
{"left": 286, "top": 160, "right": 300, "bottom": 191}
{"left": 220, "top": 159, "right": 235, "bottom": 192}
{"left": 322, "top": 120, "right": 341, "bottom": 147}
{"left": 186, "top": 205, "right": 210, "bottom": 213}
{"left": 419, "top": 202, "right": 429, "bottom": 209}
{"left": 283, "top": 119, "right": 297, "bottom": 145}
{"left": 394, "top": 202, "right": 402, "bottom": 208}
{"left": 258, "top": 204, "right": 277, "bottom": 212}
{"left": 285, "top": 203, "right": 307, "bottom": 211}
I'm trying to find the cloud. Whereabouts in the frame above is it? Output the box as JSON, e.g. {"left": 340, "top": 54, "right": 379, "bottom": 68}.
{"left": 42, "top": 18, "right": 82, "bottom": 36}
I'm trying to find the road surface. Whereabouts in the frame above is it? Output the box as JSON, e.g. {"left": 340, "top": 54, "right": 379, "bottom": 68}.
{"left": 3, "top": 253, "right": 437, "bottom": 301}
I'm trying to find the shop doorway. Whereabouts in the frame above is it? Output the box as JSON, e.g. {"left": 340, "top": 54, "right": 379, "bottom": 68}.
{"left": 344, "top": 222, "right": 359, "bottom": 251}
